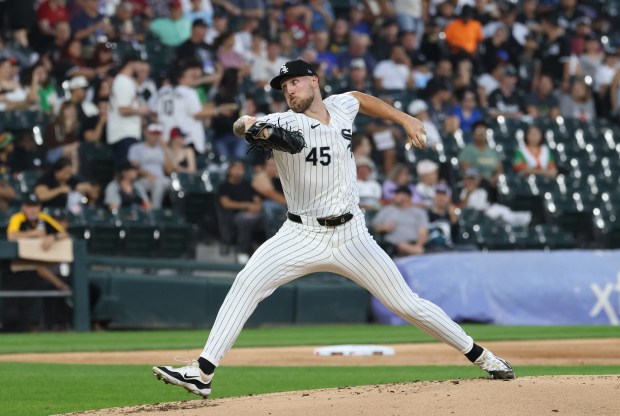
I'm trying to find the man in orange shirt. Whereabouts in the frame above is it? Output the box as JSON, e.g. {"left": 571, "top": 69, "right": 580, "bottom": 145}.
{"left": 444, "top": 5, "right": 483, "bottom": 57}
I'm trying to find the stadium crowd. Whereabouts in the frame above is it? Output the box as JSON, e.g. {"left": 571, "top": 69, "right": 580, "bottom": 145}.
{"left": 1, "top": 0, "right": 620, "bottom": 265}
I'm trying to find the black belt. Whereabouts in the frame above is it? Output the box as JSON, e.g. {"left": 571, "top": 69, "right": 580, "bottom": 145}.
{"left": 287, "top": 212, "right": 354, "bottom": 227}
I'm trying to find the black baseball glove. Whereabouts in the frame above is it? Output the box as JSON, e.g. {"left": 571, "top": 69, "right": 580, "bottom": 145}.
{"left": 245, "top": 122, "right": 306, "bottom": 154}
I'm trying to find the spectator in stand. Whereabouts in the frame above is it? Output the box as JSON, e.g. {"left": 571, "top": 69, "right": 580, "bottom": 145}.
{"left": 578, "top": 35, "right": 604, "bottom": 81}
{"left": 433, "top": 0, "right": 456, "bottom": 30}
{"left": 212, "top": 69, "right": 244, "bottom": 159}
{"left": 251, "top": 39, "right": 287, "bottom": 89}
{"left": 104, "top": 161, "right": 151, "bottom": 211}
{"left": 206, "top": 12, "right": 228, "bottom": 46}
{"left": 216, "top": 31, "right": 250, "bottom": 76}
{"left": 281, "top": 0, "right": 312, "bottom": 49}
{"left": 34, "top": 0, "right": 69, "bottom": 51}
{"left": 559, "top": 78, "right": 596, "bottom": 123}
{"left": 373, "top": 45, "right": 413, "bottom": 91}
{"left": 0, "top": 57, "right": 30, "bottom": 112}
{"left": 7, "top": 194, "right": 71, "bottom": 293}
{"left": 425, "top": 58, "right": 453, "bottom": 97}
{"left": 211, "top": 0, "right": 265, "bottom": 21}
{"left": 355, "top": 156, "right": 382, "bottom": 212}
{"left": 109, "top": 2, "right": 145, "bottom": 43}
{"left": 444, "top": 5, "right": 483, "bottom": 59}
{"left": 329, "top": 18, "right": 350, "bottom": 54}
{"left": 49, "top": 21, "right": 72, "bottom": 64}
{"left": 407, "top": 100, "right": 442, "bottom": 148}
{"left": 217, "top": 160, "right": 263, "bottom": 265}
{"left": 457, "top": 167, "right": 488, "bottom": 210}
{"left": 477, "top": 61, "right": 503, "bottom": 105}
{"left": 150, "top": 0, "right": 191, "bottom": 47}
{"left": 452, "top": 57, "right": 476, "bottom": 99}
{"left": 513, "top": 125, "right": 558, "bottom": 178}
{"left": 556, "top": 0, "right": 586, "bottom": 32}
{"left": 61, "top": 76, "right": 99, "bottom": 136}
{"left": 419, "top": 18, "right": 443, "bottom": 63}
{"left": 338, "top": 33, "right": 375, "bottom": 76}
{"left": 9, "top": 133, "right": 47, "bottom": 174}
{"left": 539, "top": 13, "right": 571, "bottom": 92}
{"left": 107, "top": 54, "right": 150, "bottom": 163}
{"left": 128, "top": 123, "right": 173, "bottom": 210}
{"left": 53, "top": 38, "right": 96, "bottom": 81}
{"left": 482, "top": 1, "right": 525, "bottom": 57}
{"left": 525, "top": 74, "right": 561, "bottom": 119}
{"left": 176, "top": 18, "right": 217, "bottom": 76}
{"left": 479, "top": 25, "right": 510, "bottom": 74}
{"left": 307, "top": 0, "right": 334, "bottom": 32}
{"left": 312, "top": 30, "right": 338, "bottom": 76}
{"left": 157, "top": 60, "right": 228, "bottom": 153}
{"left": 251, "top": 157, "right": 286, "bottom": 219}
{"left": 370, "top": 18, "right": 401, "bottom": 62}
{"left": 34, "top": 157, "right": 98, "bottom": 209}
{"left": 351, "top": 134, "right": 375, "bottom": 170}
{"left": 594, "top": 48, "right": 620, "bottom": 118}
{"left": 414, "top": 159, "right": 440, "bottom": 209}
{"left": 88, "top": 42, "right": 116, "bottom": 80}
{"left": 166, "top": 127, "right": 196, "bottom": 174}
{"left": 232, "top": 18, "right": 259, "bottom": 57}
{"left": 22, "top": 62, "right": 58, "bottom": 114}
{"left": 135, "top": 61, "right": 157, "bottom": 108}
{"left": 185, "top": 0, "right": 214, "bottom": 27}
{"left": 450, "top": 90, "right": 484, "bottom": 141}
{"left": 426, "top": 182, "right": 458, "bottom": 251}
{"left": 516, "top": 0, "right": 540, "bottom": 32}
{"left": 348, "top": 3, "right": 370, "bottom": 36}
{"left": 372, "top": 185, "right": 429, "bottom": 257}
{"left": 44, "top": 101, "right": 80, "bottom": 170}
{"left": 458, "top": 121, "right": 502, "bottom": 200}
{"left": 425, "top": 80, "right": 454, "bottom": 134}
{"left": 394, "top": 0, "right": 425, "bottom": 45}
{"left": 0, "top": 133, "right": 17, "bottom": 212}
{"left": 70, "top": 0, "right": 112, "bottom": 46}
{"left": 487, "top": 65, "right": 526, "bottom": 119}
{"left": 337, "top": 58, "right": 372, "bottom": 93}
{"left": 516, "top": 32, "right": 542, "bottom": 92}
{"left": 382, "top": 164, "right": 418, "bottom": 204}
{"left": 611, "top": 70, "right": 620, "bottom": 122}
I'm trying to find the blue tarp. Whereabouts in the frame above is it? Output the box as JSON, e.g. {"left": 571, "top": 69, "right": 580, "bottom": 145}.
{"left": 371, "top": 250, "right": 620, "bottom": 325}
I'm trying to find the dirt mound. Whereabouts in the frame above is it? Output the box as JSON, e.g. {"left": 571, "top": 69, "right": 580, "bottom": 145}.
{"left": 60, "top": 376, "right": 620, "bottom": 416}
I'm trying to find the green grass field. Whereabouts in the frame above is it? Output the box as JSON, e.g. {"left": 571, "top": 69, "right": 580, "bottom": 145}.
{"left": 1, "top": 325, "right": 618, "bottom": 415}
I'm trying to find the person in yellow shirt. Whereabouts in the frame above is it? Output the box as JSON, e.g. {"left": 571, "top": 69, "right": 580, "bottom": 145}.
{"left": 444, "top": 6, "right": 483, "bottom": 56}
{"left": 7, "top": 193, "right": 71, "bottom": 292}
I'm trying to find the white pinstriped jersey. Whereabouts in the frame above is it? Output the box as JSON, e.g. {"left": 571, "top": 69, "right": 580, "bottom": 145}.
{"left": 258, "top": 93, "right": 360, "bottom": 218}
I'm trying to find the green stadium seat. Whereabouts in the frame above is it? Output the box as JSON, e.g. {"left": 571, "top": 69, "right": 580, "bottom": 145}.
{"left": 151, "top": 208, "right": 193, "bottom": 258}
{"left": 116, "top": 208, "right": 156, "bottom": 257}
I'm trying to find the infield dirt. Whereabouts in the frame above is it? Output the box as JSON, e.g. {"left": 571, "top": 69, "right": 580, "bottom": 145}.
{"left": 6, "top": 338, "right": 617, "bottom": 416}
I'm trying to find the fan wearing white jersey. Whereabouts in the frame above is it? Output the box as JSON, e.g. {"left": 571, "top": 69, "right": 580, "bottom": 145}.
{"left": 153, "top": 59, "right": 515, "bottom": 398}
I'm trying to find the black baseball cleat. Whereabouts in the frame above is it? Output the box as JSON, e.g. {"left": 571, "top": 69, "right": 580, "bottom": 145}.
{"left": 474, "top": 349, "right": 515, "bottom": 380}
{"left": 152, "top": 360, "right": 213, "bottom": 398}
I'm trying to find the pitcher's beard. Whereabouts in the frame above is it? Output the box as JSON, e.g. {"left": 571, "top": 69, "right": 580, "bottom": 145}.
{"left": 288, "top": 93, "right": 314, "bottom": 113}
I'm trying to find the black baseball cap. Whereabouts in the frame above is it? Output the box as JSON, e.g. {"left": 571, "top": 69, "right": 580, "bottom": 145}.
{"left": 192, "top": 18, "right": 208, "bottom": 28}
{"left": 394, "top": 185, "right": 413, "bottom": 196}
{"left": 23, "top": 193, "right": 41, "bottom": 206}
{"left": 269, "top": 59, "right": 318, "bottom": 90}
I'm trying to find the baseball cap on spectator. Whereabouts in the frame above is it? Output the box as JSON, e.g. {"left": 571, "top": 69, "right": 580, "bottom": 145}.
{"left": 464, "top": 167, "right": 481, "bottom": 179}
{"left": 394, "top": 185, "right": 413, "bottom": 196}
{"left": 193, "top": 18, "right": 208, "bottom": 28}
{"left": 0, "top": 56, "right": 18, "bottom": 65}
{"left": 269, "top": 59, "right": 318, "bottom": 90}
{"left": 355, "top": 156, "right": 373, "bottom": 169}
{"left": 350, "top": 58, "right": 366, "bottom": 70}
{"left": 435, "top": 183, "right": 452, "bottom": 196}
{"left": 407, "top": 99, "right": 428, "bottom": 116}
{"left": 416, "top": 160, "right": 438, "bottom": 176}
{"left": 69, "top": 76, "right": 89, "bottom": 90}
{"left": 413, "top": 54, "right": 428, "bottom": 65}
{"left": 169, "top": 127, "right": 187, "bottom": 139}
{"left": 0, "top": 132, "right": 13, "bottom": 150}
{"left": 169, "top": 0, "right": 182, "bottom": 8}
{"left": 496, "top": 50, "right": 510, "bottom": 62}
{"left": 604, "top": 47, "right": 618, "bottom": 56}
{"left": 498, "top": 1, "right": 517, "bottom": 13}
{"left": 23, "top": 193, "right": 41, "bottom": 206}
{"left": 575, "top": 16, "right": 591, "bottom": 27}
{"left": 502, "top": 65, "right": 518, "bottom": 77}
{"left": 117, "top": 160, "right": 137, "bottom": 174}
{"left": 146, "top": 123, "right": 164, "bottom": 133}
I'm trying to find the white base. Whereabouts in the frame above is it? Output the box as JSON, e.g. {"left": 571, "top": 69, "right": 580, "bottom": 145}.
{"left": 313, "top": 345, "right": 395, "bottom": 356}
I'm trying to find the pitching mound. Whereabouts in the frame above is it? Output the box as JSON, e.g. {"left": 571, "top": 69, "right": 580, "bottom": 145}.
{"left": 62, "top": 376, "right": 620, "bottom": 416}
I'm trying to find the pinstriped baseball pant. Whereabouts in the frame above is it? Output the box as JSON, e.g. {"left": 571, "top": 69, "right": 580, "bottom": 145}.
{"left": 201, "top": 210, "right": 474, "bottom": 366}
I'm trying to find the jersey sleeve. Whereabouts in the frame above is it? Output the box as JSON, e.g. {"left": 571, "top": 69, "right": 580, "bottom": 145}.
{"left": 7, "top": 212, "right": 25, "bottom": 234}
{"left": 326, "top": 93, "right": 360, "bottom": 124}
{"left": 257, "top": 112, "right": 298, "bottom": 128}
